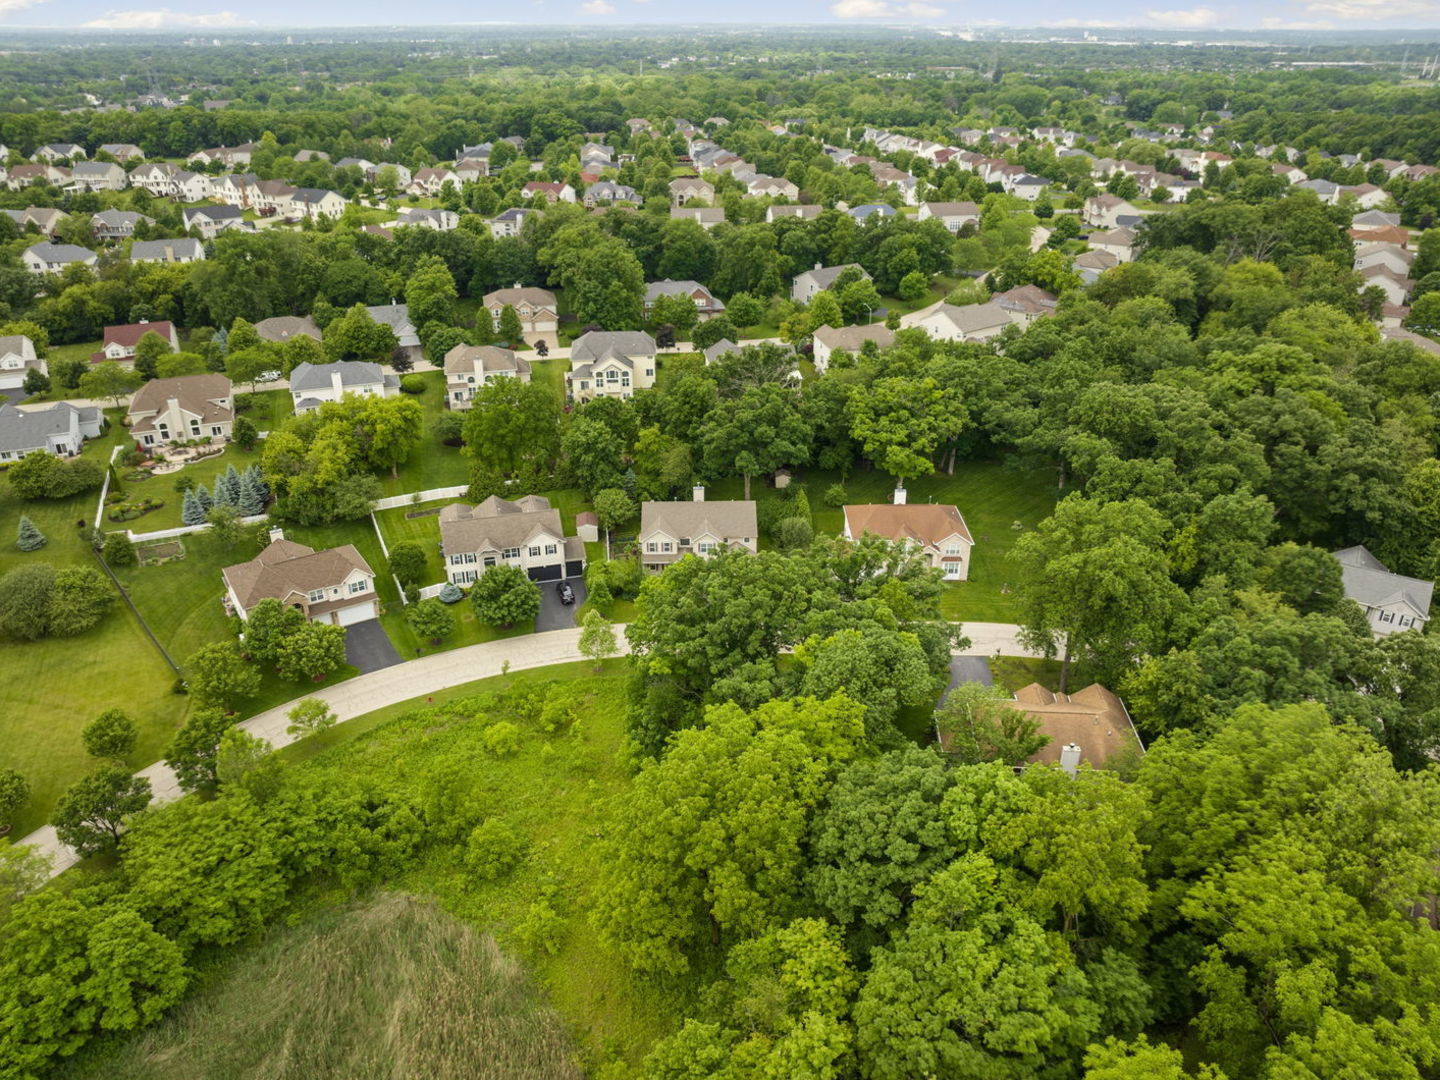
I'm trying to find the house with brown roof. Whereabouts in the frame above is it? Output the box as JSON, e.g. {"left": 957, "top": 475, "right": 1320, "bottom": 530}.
{"left": 991, "top": 285, "right": 1059, "bottom": 326}
{"left": 843, "top": 494, "right": 974, "bottom": 580}
{"left": 481, "top": 285, "right": 558, "bottom": 345}
{"left": 522, "top": 181, "right": 576, "bottom": 204}
{"left": 669, "top": 177, "right": 714, "bottom": 206}
{"left": 254, "top": 315, "right": 322, "bottom": 344}
{"left": 812, "top": 323, "right": 894, "bottom": 372}
{"left": 92, "top": 320, "right": 179, "bottom": 364}
{"left": 438, "top": 494, "right": 585, "bottom": 585}
{"left": 126, "top": 373, "right": 234, "bottom": 447}
{"left": 644, "top": 279, "right": 726, "bottom": 321}
{"left": 638, "top": 487, "right": 758, "bottom": 572}
{"left": 444, "top": 345, "right": 532, "bottom": 409}
{"left": 939, "top": 683, "right": 1142, "bottom": 773}
{"left": 223, "top": 531, "right": 379, "bottom": 626}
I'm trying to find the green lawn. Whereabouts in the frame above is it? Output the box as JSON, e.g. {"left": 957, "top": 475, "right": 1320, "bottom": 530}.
{"left": 381, "top": 373, "right": 470, "bottom": 496}
{"left": 108, "top": 445, "right": 265, "bottom": 532}
{"left": 235, "top": 387, "right": 294, "bottom": 431}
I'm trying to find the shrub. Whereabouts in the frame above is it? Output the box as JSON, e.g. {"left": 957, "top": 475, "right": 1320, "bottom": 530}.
{"left": 469, "top": 564, "right": 539, "bottom": 628}
{"left": 0, "top": 768, "right": 29, "bottom": 829}
{"left": 15, "top": 515, "right": 45, "bottom": 552}
{"left": 465, "top": 818, "right": 527, "bottom": 881}
{"left": 824, "top": 482, "right": 848, "bottom": 508}
{"left": 438, "top": 582, "right": 463, "bottom": 604}
{"left": 480, "top": 721, "right": 521, "bottom": 757}
{"left": 516, "top": 898, "right": 565, "bottom": 957}
{"left": 775, "top": 516, "right": 814, "bottom": 551}
{"left": 82, "top": 708, "right": 138, "bottom": 762}
{"left": 102, "top": 531, "right": 137, "bottom": 567}
{"left": 387, "top": 540, "right": 427, "bottom": 586}
{"left": 400, "top": 373, "right": 427, "bottom": 394}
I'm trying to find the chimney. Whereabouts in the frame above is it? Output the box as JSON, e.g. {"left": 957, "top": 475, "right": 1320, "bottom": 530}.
{"left": 692, "top": 485, "right": 705, "bottom": 502}
{"left": 513, "top": 281, "right": 521, "bottom": 289}
{"left": 268, "top": 527, "right": 285, "bottom": 543}
{"left": 1059, "top": 744, "right": 1083, "bottom": 777}
{"left": 331, "top": 369, "right": 345, "bottom": 397}
{"left": 814, "top": 261, "right": 822, "bottom": 271}
{"left": 893, "top": 485, "right": 907, "bottom": 506}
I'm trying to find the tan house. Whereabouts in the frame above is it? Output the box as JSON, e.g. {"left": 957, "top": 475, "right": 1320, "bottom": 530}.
{"left": 126, "top": 373, "right": 234, "bottom": 447}
{"left": 811, "top": 323, "right": 894, "bottom": 372}
{"left": 900, "top": 300, "right": 1011, "bottom": 343}
{"left": 643, "top": 279, "right": 726, "bottom": 321}
{"left": 254, "top": 315, "right": 322, "bottom": 343}
{"left": 565, "top": 331, "right": 658, "bottom": 402}
{"left": 792, "top": 263, "right": 870, "bottom": 304}
{"left": 223, "top": 532, "right": 379, "bottom": 626}
{"left": 991, "top": 285, "right": 1059, "bottom": 326}
{"left": 916, "top": 201, "right": 980, "bottom": 232}
{"left": 92, "top": 320, "right": 179, "bottom": 364}
{"left": 669, "top": 177, "right": 714, "bottom": 205}
{"left": 669, "top": 206, "right": 726, "bottom": 230}
{"left": 638, "top": 487, "right": 758, "bottom": 572}
{"left": 843, "top": 497, "right": 974, "bottom": 581}
{"left": 481, "top": 285, "right": 559, "bottom": 345}
{"left": 444, "top": 345, "right": 532, "bottom": 409}
{"left": 938, "top": 683, "right": 1142, "bottom": 773}
{"left": 439, "top": 495, "right": 585, "bottom": 585}
{"left": 1083, "top": 194, "right": 1138, "bottom": 228}
{"left": 1086, "top": 226, "right": 1136, "bottom": 262}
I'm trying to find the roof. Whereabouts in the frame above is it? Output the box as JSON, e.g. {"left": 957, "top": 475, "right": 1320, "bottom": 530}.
{"left": 289, "top": 361, "right": 388, "bottom": 392}
{"left": 365, "top": 303, "right": 414, "bottom": 337}
{"left": 1088, "top": 226, "right": 1137, "bottom": 246}
{"left": 25, "top": 242, "right": 94, "bottom": 264}
{"left": 640, "top": 499, "right": 757, "bottom": 546}
{"left": 795, "top": 263, "right": 868, "bottom": 290}
{"left": 843, "top": 503, "right": 973, "bottom": 547}
{"left": 0, "top": 402, "right": 90, "bottom": 453}
{"left": 769, "top": 204, "right": 822, "bottom": 219}
{"left": 1333, "top": 546, "right": 1434, "bottom": 617}
{"left": 483, "top": 286, "right": 556, "bottom": 309}
{"left": 1382, "top": 327, "right": 1440, "bottom": 356}
{"left": 1012, "top": 683, "right": 1141, "bottom": 769}
{"left": 254, "top": 315, "right": 321, "bottom": 343}
{"left": 129, "top": 238, "right": 203, "bottom": 262}
{"left": 922, "top": 201, "right": 979, "bottom": 217}
{"left": 813, "top": 323, "right": 895, "bottom": 352}
{"left": 185, "top": 204, "right": 242, "bottom": 222}
{"left": 0, "top": 334, "right": 33, "bottom": 357}
{"left": 570, "top": 330, "right": 656, "bottom": 365}
{"left": 439, "top": 495, "right": 565, "bottom": 554}
{"left": 444, "top": 344, "right": 531, "bottom": 377}
{"left": 991, "top": 284, "right": 1058, "bottom": 315}
{"left": 223, "top": 539, "right": 373, "bottom": 610}
{"left": 1355, "top": 243, "right": 1414, "bottom": 265}
{"left": 1350, "top": 226, "right": 1410, "bottom": 247}
{"left": 1353, "top": 209, "right": 1402, "bottom": 227}
{"left": 644, "top": 279, "right": 720, "bottom": 306}
{"left": 901, "top": 300, "right": 1011, "bottom": 334}
{"left": 93, "top": 208, "right": 153, "bottom": 227}
{"left": 103, "top": 321, "right": 174, "bottom": 349}
{"left": 127, "top": 373, "right": 232, "bottom": 427}
{"left": 669, "top": 207, "right": 725, "bottom": 223}
{"left": 703, "top": 338, "right": 741, "bottom": 363}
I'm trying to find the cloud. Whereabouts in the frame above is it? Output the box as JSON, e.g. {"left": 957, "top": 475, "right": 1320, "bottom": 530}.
{"left": 1145, "top": 5, "right": 1222, "bottom": 25}
{"left": 1301, "top": 0, "right": 1437, "bottom": 18}
{"left": 830, "top": 0, "right": 943, "bottom": 16}
{"left": 0, "top": 0, "right": 46, "bottom": 14}
{"left": 1261, "top": 14, "right": 1336, "bottom": 24}
{"left": 82, "top": 7, "right": 251, "bottom": 25}
{"left": 579, "top": 0, "right": 615, "bottom": 11}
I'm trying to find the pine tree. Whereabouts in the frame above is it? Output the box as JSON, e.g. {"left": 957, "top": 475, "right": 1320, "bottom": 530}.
{"left": 15, "top": 515, "right": 46, "bottom": 552}
{"left": 194, "top": 482, "right": 213, "bottom": 513}
{"left": 245, "top": 465, "right": 270, "bottom": 502}
{"left": 237, "top": 469, "right": 265, "bottom": 515}
{"left": 211, "top": 475, "right": 235, "bottom": 508}
{"left": 181, "top": 488, "right": 206, "bottom": 526}
{"left": 221, "top": 464, "right": 242, "bottom": 504}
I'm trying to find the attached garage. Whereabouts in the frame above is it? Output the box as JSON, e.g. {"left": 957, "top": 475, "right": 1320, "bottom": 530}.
{"left": 565, "top": 559, "right": 585, "bottom": 577}
{"left": 528, "top": 564, "right": 562, "bottom": 582}
{"left": 333, "top": 600, "right": 380, "bottom": 626}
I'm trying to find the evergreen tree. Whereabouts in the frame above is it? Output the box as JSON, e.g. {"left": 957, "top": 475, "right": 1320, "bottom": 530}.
{"left": 210, "top": 475, "right": 235, "bottom": 508}
{"left": 193, "top": 483, "right": 213, "bottom": 513}
{"left": 15, "top": 515, "right": 45, "bottom": 552}
{"left": 220, "top": 464, "right": 242, "bottom": 505}
{"left": 180, "top": 488, "right": 206, "bottom": 526}
{"left": 237, "top": 469, "right": 266, "bottom": 515}
{"left": 245, "top": 465, "right": 269, "bottom": 502}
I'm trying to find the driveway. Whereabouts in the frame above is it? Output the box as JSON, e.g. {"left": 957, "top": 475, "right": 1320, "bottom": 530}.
{"left": 940, "top": 655, "right": 994, "bottom": 709}
{"left": 535, "top": 577, "right": 586, "bottom": 632}
{"left": 344, "top": 619, "right": 403, "bottom": 673}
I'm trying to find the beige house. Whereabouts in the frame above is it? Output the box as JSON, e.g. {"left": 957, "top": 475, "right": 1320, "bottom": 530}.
{"left": 126, "top": 373, "right": 234, "bottom": 447}
{"left": 481, "top": 285, "right": 559, "bottom": 345}
{"left": 939, "top": 683, "right": 1142, "bottom": 774}
{"left": 643, "top": 280, "right": 726, "bottom": 320}
{"left": 639, "top": 488, "right": 758, "bottom": 572}
{"left": 0, "top": 334, "right": 42, "bottom": 390}
{"left": 843, "top": 497, "right": 974, "bottom": 581}
{"left": 1334, "top": 545, "right": 1432, "bottom": 638}
{"left": 93, "top": 320, "right": 179, "bottom": 364}
{"left": 439, "top": 495, "right": 585, "bottom": 585}
{"left": 223, "top": 532, "right": 379, "bottom": 626}
{"left": 669, "top": 177, "right": 714, "bottom": 205}
{"left": 899, "top": 300, "right": 1010, "bottom": 343}
{"left": 991, "top": 285, "right": 1058, "bottom": 326}
{"left": 565, "top": 331, "right": 657, "bottom": 402}
{"left": 1086, "top": 226, "right": 1136, "bottom": 262}
{"left": 669, "top": 206, "right": 725, "bottom": 230}
{"left": 288, "top": 361, "right": 399, "bottom": 413}
{"left": 812, "top": 323, "right": 894, "bottom": 372}
{"left": 1083, "top": 194, "right": 1138, "bottom": 228}
{"left": 792, "top": 263, "right": 870, "bottom": 304}
{"left": 916, "top": 201, "right": 980, "bottom": 232}
{"left": 254, "top": 315, "right": 322, "bottom": 343}
{"left": 444, "top": 345, "right": 532, "bottom": 409}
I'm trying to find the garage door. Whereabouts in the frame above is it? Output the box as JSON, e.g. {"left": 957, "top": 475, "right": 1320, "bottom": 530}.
{"left": 565, "top": 560, "right": 585, "bottom": 578}
{"left": 528, "top": 564, "right": 562, "bottom": 582}
{"left": 335, "top": 601, "right": 378, "bottom": 626}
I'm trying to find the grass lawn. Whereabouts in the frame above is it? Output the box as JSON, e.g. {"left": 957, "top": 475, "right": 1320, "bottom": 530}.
{"left": 235, "top": 387, "right": 294, "bottom": 431}
{"left": 109, "top": 444, "right": 265, "bottom": 532}
{"left": 381, "top": 373, "right": 470, "bottom": 496}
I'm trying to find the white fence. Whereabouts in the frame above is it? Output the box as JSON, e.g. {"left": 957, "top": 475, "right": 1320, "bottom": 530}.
{"left": 129, "top": 514, "right": 268, "bottom": 544}
{"left": 93, "top": 444, "right": 123, "bottom": 530}
{"left": 371, "top": 485, "right": 468, "bottom": 511}
{"left": 417, "top": 583, "right": 447, "bottom": 600}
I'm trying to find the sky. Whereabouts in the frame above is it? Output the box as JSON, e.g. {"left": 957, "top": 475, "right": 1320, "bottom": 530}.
{"left": 1, "top": 0, "right": 1439, "bottom": 35}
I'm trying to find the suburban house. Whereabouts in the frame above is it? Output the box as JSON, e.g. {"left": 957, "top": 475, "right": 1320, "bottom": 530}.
{"left": 5, "top": 206, "right": 69, "bottom": 236}
{"left": 366, "top": 303, "right": 422, "bottom": 363}
{"left": 444, "top": 345, "right": 532, "bottom": 408}
{"left": 0, "top": 402, "right": 103, "bottom": 461}
{"left": 391, "top": 207, "right": 458, "bottom": 231}
{"left": 286, "top": 188, "right": 348, "bottom": 221}
{"left": 703, "top": 338, "right": 742, "bottom": 364}
{"left": 1075, "top": 250, "right": 1120, "bottom": 284}
{"left": 566, "top": 330, "right": 658, "bottom": 402}
{"left": 669, "top": 206, "right": 725, "bottom": 229}
{"left": 129, "top": 238, "right": 205, "bottom": 264}
{"left": 91, "top": 208, "right": 155, "bottom": 241}
{"left": 766, "top": 204, "right": 822, "bottom": 222}
{"left": 0, "top": 335, "right": 42, "bottom": 390}
{"left": 748, "top": 176, "right": 801, "bottom": 200}
{"left": 638, "top": 488, "right": 758, "bottom": 572}
{"left": 583, "top": 181, "right": 639, "bottom": 207}
{"left": 1354, "top": 244, "right": 1414, "bottom": 277}
{"left": 643, "top": 279, "right": 726, "bottom": 320}
{"left": 1350, "top": 225, "right": 1410, "bottom": 249}
{"left": 288, "top": 361, "right": 399, "bottom": 413}
{"left": 1086, "top": 226, "right": 1137, "bottom": 262}
{"left": 812, "top": 323, "right": 895, "bottom": 372}
{"left": 1352, "top": 209, "right": 1402, "bottom": 232}
{"left": 182, "top": 205, "right": 248, "bottom": 239}
{"left": 171, "top": 170, "right": 214, "bottom": 203}
{"left": 187, "top": 143, "right": 256, "bottom": 168}
{"left": 792, "top": 263, "right": 870, "bottom": 304}
{"left": 98, "top": 143, "right": 144, "bottom": 163}
{"left": 22, "top": 242, "right": 96, "bottom": 274}
{"left": 126, "top": 373, "right": 234, "bottom": 447}
{"left": 1359, "top": 265, "right": 1413, "bottom": 308}
{"left": 843, "top": 497, "right": 974, "bottom": 580}
{"left": 93, "top": 320, "right": 179, "bottom": 363}
{"left": 1083, "top": 194, "right": 1139, "bottom": 228}
{"left": 917, "top": 201, "right": 980, "bottom": 232}
{"left": 130, "top": 162, "right": 180, "bottom": 196}
{"left": 223, "top": 532, "right": 380, "bottom": 627}
{"left": 438, "top": 495, "right": 585, "bottom": 585}
{"left": 34, "top": 143, "right": 85, "bottom": 163}
{"left": 991, "top": 285, "right": 1059, "bottom": 326}
{"left": 1333, "top": 546, "right": 1433, "bottom": 638}
{"left": 669, "top": 177, "right": 714, "bottom": 205}
{"left": 489, "top": 208, "right": 535, "bottom": 238}
{"left": 254, "top": 315, "right": 322, "bottom": 343}
{"left": 939, "top": 683, "right": 1142, "bottom": 774}
{"left": 66, "top": 161, "right": 126, "bottom": 192}
{"left": 1383, "top": 327, "right": 1440, "bottom": 356}
{"left": 5, "top": 164, "right": 69, "bottom": 190}
{"left": 522, "top": 181, "right": 576, "bottom": 204}
{"left": 482, "top": 285, "right": 559, "bottom": 344}
{"left": 900, "top": 300, "right": 1011, "bottom": 343}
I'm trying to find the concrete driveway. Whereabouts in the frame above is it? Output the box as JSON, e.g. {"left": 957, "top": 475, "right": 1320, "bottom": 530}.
{"left": 344, "top": 619, "right": 403, "bottom": 673}
{"left": 535, "top": 577, "right": 586, "bottom": 632}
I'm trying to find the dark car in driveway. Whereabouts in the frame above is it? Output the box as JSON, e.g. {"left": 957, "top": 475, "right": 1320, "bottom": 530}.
{"left": 556, "top": 581, "right": 576, "bottom": 605}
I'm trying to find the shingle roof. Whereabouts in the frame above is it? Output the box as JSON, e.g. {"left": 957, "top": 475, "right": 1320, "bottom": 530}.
{"left": 254, "top": 315, "right": 321, "bottom": 343}
{"left": 129, "top": 238, "right": 203, "bottom": 262}
{"left": 844, "top": 503, "right": 973, "bottom": 547}
{"left": 795, "top": 263, "right": 868, "bottom": 291}
{"left": 443, "top": 344, "right": 531, "bottom": 377}
{"left": 127, "top": 374, "right": 232, "bottom": 429}
{"left": 483, "top": 286, "right": 556, "bottom": 309}
{"left": 813, "top": 323, "right": 895, "bottom": 352}
{"left": 25, "top": 242, "right": 95, "bottom": 264}
{"left": 1334, "top": 545, "right": 1434, "bottom": 616}
{"left": 570, "top": 331, "right": 656, "bottom": 364}
{"left": 0, "top": 402, "right": 88, "bottom": 454}
{"left": 640, "top": 500, "right": 757, "bottom": 545}
{"left": 104, "top": 321, "right": 174, "bottom": 349}
{"left": 223, "top": 539, "right": 373, "bottom": 610}
{"left": 289, "top": 361, "right": 388, "bottom": 392}
{"left": 438, "top": 495, "right": 565, "bottom": 555}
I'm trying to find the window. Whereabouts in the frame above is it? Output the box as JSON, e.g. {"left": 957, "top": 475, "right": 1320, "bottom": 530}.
{"left": 528, "top": 546, "right": 542, "bottom": 557}
{"left": 483, "top": 555, "right": 496, "bottom": 567}
{"left": 308, "top": 589, "right": 325, "bottom": 603}
{"left": 662, "top": 542, "right": 673, "bottom": 553}
{"left": 212, "top": 426, "right": 223, "bottom": 436}
{"left": 455, "top": 569, "right": 477, "bottom": 584}
{"left": 348, "top": 579, "right": 367, "bottom": 595}
{"left": 679, "top": 538, "right": 691, "bottom": 547}
{"left": 1381, "top": 611, "right": 1395, "bottom": 623}
{"left": 697, "top": 542, "right": 713, "bottom": 554}
{"left": 463, "top": 552, "right": 477, "bottom": 564}
{"left": 645, "top": 368, "right": 654, "bottom": 377}
{"left": 944, "top": 543, "right": 962, "bottom": 556}
{"left": 502, "top": 547, "right": 520, "bottom": 560}
{"left": 646, "top": 541, "right": 658, "bottom": 553}
{"left": 544, "top": 544, "right": 557, "bottom": 556}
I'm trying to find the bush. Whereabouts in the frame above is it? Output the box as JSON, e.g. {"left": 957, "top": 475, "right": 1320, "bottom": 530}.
{"left": 82, "top": 708, "right": 138, "bottom": 762}
{"left": 0, "top": 768, "right": 29, "bottom": 829}
{"left": 516, "top": 898, "right": 565, "bottom": 957}
{"left": 465, "top": 818, "right": 527, "bottom": 881}
{"left": 469, "top": 564, "right": 539, "bottom": 628}
{"left": 102, "top": 531, "right": 137, "bottom": 567}
{"left": 824, "top": 482, "right": 848, "bottom": 507}
{"left": 388, "top": 540, "right": 427, "bottom": 586}
{"left": 438, "top": 582, "right": 463, "bottom": 604}
{"left": 0, "top": 563, "right": 114, "bottom": 641}
{"left": 775, "top": 516, "right": 814, "bottom": 550}
{"left": 480, "top": 721, "right": 521, "bottom": 757}
{"left": 400, "top": 373, "right": 427, "bottom": 394}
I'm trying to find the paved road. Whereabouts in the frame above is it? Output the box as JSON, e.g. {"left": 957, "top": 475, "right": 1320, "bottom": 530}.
{"left": 18, "top": 620, "right": 1038, "bottom": 877}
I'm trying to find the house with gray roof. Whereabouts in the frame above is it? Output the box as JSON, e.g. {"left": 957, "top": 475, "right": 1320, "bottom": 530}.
{"left": 644, "top": 279, "right": 725, "bottom": 320}
{"left": 792, "top": 262, "right": 870, "bottom": 304}
{"left": 0, "top": 402, "right": 103, "bottom": 461}
{"left": 365, "top": 303, "right": 421, "bottom": 361}
{"left": 22, "top": 242, "right": 96, "bottom": 275}
{"left": 288, "top": 361, "right": 399, "bottom": 413}
{"left": 639, "top": 487, "right": 758, "bottom": 572}
{"left": 182, "top": 204, "right": 249, "bottom": 239}
{"left": 583, "top": 180, "right": 639, "bottom": 208}
{"left": 812, "top": 323, "right": 895, "bottom": 371}
{"left": 254, "top": 315, "right": 321, "bottom": 344}
{"left": 438, "top": 494, "right": 584, "bottom": 585}
{"left": 0, "top": 335, "right": 42, "bottom": 391}
{"left": 1333, "top": 546, "right": 1433, "bottom": 638}
{"left": 34, "top": 143, "right": 85, "bottom": 163}
{"left": 129, "top": 238, "right": 204, "bottom": 264}
{"left": 92, "top": 208, "right": 155, "bottom": 241}
{"left": 66, "top": 161, "right": 126, "bottom": 192}
{"left": 669, "top": 206, "right": 725, "bottom": 229}
{"left": 703, "top": 338, "right": 741, "bottom": 365}
{"left": 98, "top": 143, "right": 144, "bottom": 163}
{"left": 566, "top": 331, "right": 658, "bottom": 402}
{"left": 848, "top": 203, "right": 897, "bottom": 223}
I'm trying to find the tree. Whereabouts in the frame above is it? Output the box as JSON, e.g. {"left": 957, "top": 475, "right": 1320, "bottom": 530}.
{"left": 50, "top": 767, "right": 152, "bottom": 857}
{"left": 649, "top": 293, "right": 700, "bottom": 338}
{"left": 82, "top": 709, "right": 137, "bottom": 762}
{"left": 896, "top": 270, "right": 929, "bottom": 301}
{"left": 700, "top": 384, "right": 812, "bottom": 500}
{"left": 15, "top": 515, "right": 45, "bottom": 552}
{"left": 215, "top": 728, "right": 280, "bottom": 798}
{"left": 496, "top": 303, "right": 525, "bottom": 345}
{"left": 387, "top": 540, "right": 427, "bottom": 586}
{"left": 405, "top": 598, "right": 455, "bottom": 645}
{"left": 797, "top": 627, "right": 939, "bottom": 745}
{"left": 404, "top": 255, "right": 458, "bottom": 331}
{"left": 848, "top": 376, "right": 967, "bottom": 483}
{"left": 225, "top": 346, "right": 275, "bottom": 391}
{"left": 102, "top": 531, "right": 136, "bottom": 567}
{"left": 0, "top": 564, "right": 56, "bottom": 640}
{"left": 0, "top": 768, "right": 29, "bottom": 830}
{"left": 1404, "top": 292, "right": 1440, "bottom": 336}
{"left": 206, "top": 504, "right": 245, "bottom": 548}
{"left": 461, "top": 378, "right": 562, "bottom": 479}
{"left": 21, "top": 367, "right": 50, "bottom": 395}
{"left": 232, "top": 414, "right": 259, "bottom": 451}
{"left": 593, "top": 487, "right": 635, "bottom": 552}
{"left": 78, "top": 361, "right": 142, "bottom": 407}
{"left": 359, "top": 395, "right": 425, "bottom": 478}
{"left": 725, "top": 291, "right": 766, "bottom": 328}
{"left": 131, "top": 331, "right": 175, "bottom": 381}
{"left": 185, "top": 641, "right": 260, "bottom": 709}
{"left": 323, "top": 303, "right": 399, "bottom": 362}
{"left": 163, "top": 708, "right": 233, "bottom": 792}
{"left": 286, "top": 697, "right": 338, "bottom": 738}
{"left": 469, "top": 564, "right": 539, "bottom": 628}
{"left": 578, "top": 610, "right": 618, "bottom": 669}
{"left": 561, "top": 416, "right": 626, "bottom": 497}
{"left": 48, "top": 567, "right": 115, "bottom": 638}
{"left": 274, "top": 622, "right": 347, "bottom": 682}
{"left": 934, "top": 682, "right": 1048, "bottom": 765}
{"left": 239, "top": 597, "right": 304, "bottom": 663}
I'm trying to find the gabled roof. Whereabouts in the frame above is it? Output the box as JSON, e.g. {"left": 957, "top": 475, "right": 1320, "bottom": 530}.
{"left": 844, "top": 502, "right": 973, "bottom": 547}
{"left": 104, "top": 321, "right": 174, "bottom": 348}
{"left": 439, "top": 495, "right": 565, "bottom": 554}
{"left": 991, "top": 284, "right": 1058, "bottom": 315}
{"left": 0, "top": 402, "right": 93, "bottom": 454}
{"left": 640, "top": 499, "right": 757, "bottom": 543}
{"left": 1010, "top": 683, "right": 1141, "bottom": 769}
{"left": 254, "top": 315, "right": 321, "bottom": 343}
{"left": 813, "top": 323, "right": 895, "bottom": 352}
{"left": 93, "top": 208, "right": 154, "bottom": 228}
{"left": 901, "top": 300, "right": 1010, "bottom": 335}
{"left": 644, "top": 279, "right": 721, "bottom": 306}
{"left": 1333, "top": 545, "right": 1434, "bottom": 617}
{"left": 483, "top": 286, "right": 557, "bottom": 309}
{"left": 703, "top": 338, "right": 740, "bottom": 363}
{"left": 25, "top": 242, "right": 95, "bottom": 264}
{"left": 127, "top": 374, "right": 232, "bottom": 428}
{"left": 794, "top": 263, "right": 868, "bottom": 290}
{"left": 223, "top": 539, "right": 373, "bottom": 610}
{"left": 289, "top": 360, "right": 388, "bottom": 392}
{"left": 129, "top": 238, "right": 203, "bottom": 262}
{"left": 921, "top": 201, "right": 979, "bottom": 217}
{"left": 444, "top": 344, "right": 531, "bottom": 377}
{"left": 570, "top": 330, "right": 657, "bottom": 364}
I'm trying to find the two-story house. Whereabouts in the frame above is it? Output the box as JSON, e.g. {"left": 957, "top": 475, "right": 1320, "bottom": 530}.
{"left": 92, "top": 320, "right": 179, "bottom": 363}
{"left": 489, "top": 207, "right": 534, "bottom": 238}
{"left": 444, "top": 345, "right": 532, "bottom": 409}
{"left": 129, "top": 162, "right": 179, "bottom": 197}
{"left": 916, "top": 201, "right": 980, "bottom": 232}
{"left": 1083, "top": 194, "right": 1139, "bottom": 228}
{"left": 22, "top": 242, "right": 97, "bottom": 275}
{"left": 522, "top": 181, "right": 575, "bottom": 204}
{"left": 182, "top": 205, "right": 249, "bottom": 239}
{"left": 223, "top": 530, "right": 380, "bottom": 626}
{"left": 438, "top": 495, "right": 585, "bottom": 585}
{"left": 565, "top": 331, "right": 658, "bottom": 403}
{"left": 583, "top": 181, "right": 638, "bottom": 207}
{"left": 254, "top": 315, "right": 322, "bottom": 344}
{"left": 643, "top": 279, "right": 726, "bottom": 321}
{"left": 126, "top": 373, "right": 234, "bottom": 447}
{"left": 129, "top": 238, "right": 205, "bottom": 265}
{"left": 843, "top": 495, "right": 975, "bottom": 580}
{"left": 0, "top": 402, "right": 103, "bottom": 462}
{"left": 792, "top": 263, "right": 870, "bottom": 304}
{"left": 899, "top": 300, "right": 1011, "bottom": 344}
{"left": 98, "top": 143, "right": 144, "bottom": 163}
{"left": 1333, "top": 545, "right": 1433, "bottom": 638}
{"left": 92, "top": 209, "right": 156, "bottom": 241}
{"left": 0, "top": 334, "right": 43, "bottom": 391}
{"left": 638, "top": 488, "right": 758, "bottom": 573}
{"left": 66, "top": 161, "right": 126, "bottom": 192}
{"left": 669, "top": 177, "right": 714, "bottom": 205}
{"left": 289, "top": 361, "right": 400, "bottom": 413}
{"left": 811, "top": 323, "right": 895, "bottom": 372}
{"left": 481, "top": 285, "right": 559, "bottom": 345}
{"left": 669, "top": 206, "right": 725, "bottom": 230}
{"left": 366, "top": 303, "right": 422, "bottom": 364}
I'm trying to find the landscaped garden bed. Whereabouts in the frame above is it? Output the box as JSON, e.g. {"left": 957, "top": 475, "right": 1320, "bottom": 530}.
{"left": 136, "top": 539, "right": 186, "bottom": 566}
{"left": 106, "top": 496, "right": 167, "bottom": 523}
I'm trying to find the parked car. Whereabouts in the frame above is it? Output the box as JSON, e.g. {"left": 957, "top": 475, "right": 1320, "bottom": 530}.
{"left": 557, "top": 581, "right": 576, "bottom": 605}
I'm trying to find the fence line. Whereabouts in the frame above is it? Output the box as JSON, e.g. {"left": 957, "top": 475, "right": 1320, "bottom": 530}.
{"left": 129, "top": 514, "right": 268, "bottom": 544}
{"left": 93, "top": 444, "right": 122, "bottom": 530}
{"left": 371, "top": 485, "right": 468, "bottom": 511}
